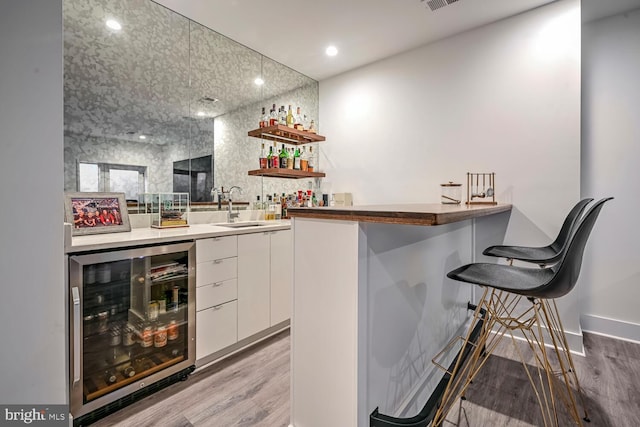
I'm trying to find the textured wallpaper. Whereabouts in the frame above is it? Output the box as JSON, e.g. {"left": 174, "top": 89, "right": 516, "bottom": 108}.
{"left": 64, "top": 0, "right": 319, "bottom": 206}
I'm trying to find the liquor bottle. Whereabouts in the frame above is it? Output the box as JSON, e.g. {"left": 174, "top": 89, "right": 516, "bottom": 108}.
{"left": 259, "top": 143, "right": 267, "bottom": 169}
{"left": 308, "top": 146, "right": 315, "bottom": 172}
{"left": 259, "top": 107, "right": 267, "bottom": 128}
{"left": 274, "top": 194, "right": 282, "bottom": 220}
{"left": 272, "top": 143, "right": 280, "bottom": 169}
{"left": 281, "top": 193, "right": 288, "bottom": 219}
{"left": 279, "top": 144, "right": 288, "bottom": 169}
{"left": 104, "top": 369, "right": 117, "bottom": 384}
{"left": 300, "top": 147, "right": 308, "bottom": 171}
{"left": 295, "top": 107, "right": 304, "bottom": 130}
{"left": 269, "top": 104, "right": 278, "bottom": 126}
{"left": 287, "top": 148, "right": 294, "bottom": 169}
{"left": 279, "top": 106, "right": 287, "bottom": 126}
{"left": 286, "top": 105, "right": 295, "bottom": 128}
{"left": 308, "top": 119, "right": 317, "bottom": 134}
{"left": 266, "top": 145, "right": 273, "bottom": 168}
{"left": 293, "top": 147, "right": 301, "bottom": 170}
{"left": 254, "top": 195, "right": 261, "bottom": 210}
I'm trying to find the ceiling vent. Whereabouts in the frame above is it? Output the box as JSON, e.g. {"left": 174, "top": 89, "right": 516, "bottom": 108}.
{"left": 200, "top": 96, "right": 219, "bottom": 103}
{"left": 423, "top": 0, "right": 460, "bottom": 12}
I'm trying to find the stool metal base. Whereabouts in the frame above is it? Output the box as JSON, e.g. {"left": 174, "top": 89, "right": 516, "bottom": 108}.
{"left": 431, "top": 287, "right": 589, "bottom": 427}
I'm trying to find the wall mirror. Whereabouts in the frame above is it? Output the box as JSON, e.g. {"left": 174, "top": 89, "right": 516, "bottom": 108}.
{"left": 63, "top": 0, "right": 318, "bottom": 212}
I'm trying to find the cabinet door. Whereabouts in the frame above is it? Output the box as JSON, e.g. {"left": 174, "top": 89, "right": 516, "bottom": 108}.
{"left": 237, "top": 232, "right": 270, "bottom": 341}
{"left": 196, "top": 300, "right": 237, "bottom": 360}
{"left": 270, "top": 229, "right": 292, "bottom": 326}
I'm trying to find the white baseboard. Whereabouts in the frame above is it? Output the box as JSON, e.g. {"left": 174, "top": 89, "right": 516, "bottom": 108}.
{"left": 581, "top": 314, "right": 640, "bottom": 345}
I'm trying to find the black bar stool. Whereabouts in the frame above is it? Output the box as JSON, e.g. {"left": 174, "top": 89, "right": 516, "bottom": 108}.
{"left": 483, "top": 198, "right": 593, "bottom": 266}
{"left": 432, "top": 197, "right": 613, "bottom": 427}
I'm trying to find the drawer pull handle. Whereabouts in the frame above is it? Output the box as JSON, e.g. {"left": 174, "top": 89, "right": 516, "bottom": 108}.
{"left": 213, "top": 305, "right": 223, "bottom": 310}
{"left": 213, "top": 259, "right": 223, "bottom": 264}
{"left": 213, "top": 282, "right": 223, "bottom": 287}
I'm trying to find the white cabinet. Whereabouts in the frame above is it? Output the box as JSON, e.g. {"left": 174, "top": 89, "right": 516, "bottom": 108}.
{"left": 237, "top": 230, "right": 292, "bottom": 341}
{"left": 196, "top": 301, "right": 237, "bottom": 359}
{"left": 270, "top": 229, "right": 292, "bottom": 325}
{"left": 237, "top": 233, "right": 271, "bottom": 340}
{"left": 195, "top": 236, "right": 238, "bottom": 362}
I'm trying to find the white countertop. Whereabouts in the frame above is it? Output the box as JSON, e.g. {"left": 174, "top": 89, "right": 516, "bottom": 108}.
{"left": 66, "top": 221, "right": 291, "bottom": 254}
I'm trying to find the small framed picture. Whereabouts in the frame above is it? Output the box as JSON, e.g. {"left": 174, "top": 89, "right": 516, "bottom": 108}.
{"left": 64, "top": 192, "right": 131, "bottom": 236}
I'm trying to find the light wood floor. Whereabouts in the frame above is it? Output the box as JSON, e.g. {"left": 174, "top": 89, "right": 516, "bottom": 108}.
{"left": 92, "top": 329, "right": 640, "bottom": 427}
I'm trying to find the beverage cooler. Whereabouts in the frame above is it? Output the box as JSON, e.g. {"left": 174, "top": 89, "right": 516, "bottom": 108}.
{"left": 68, "top": 242, "right": 196, "bottom": 422}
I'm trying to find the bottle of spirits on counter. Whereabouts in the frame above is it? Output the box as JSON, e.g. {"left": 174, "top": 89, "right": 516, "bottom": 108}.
{"left": 269, "top": 104, "right": 278, "bottom": 126}
{"left": 293, "top": 147, "right": 301, "bottom": 170}
{"left": 266, "top": 195, "right": 275, "bottom": 220}
{"left": 308, "top": 146, "right": 315, "bottom": 172}
{"left": 295, "top": 107, "right": 304, "bottom": 130}
{"left": 286, "top": 105, "right": 295, "bottom": 128}
{"left": 254, "top": 195, "right": 262, "bottom": 210}
{"left": 281, "top": 193, "right": 288, "bottom": 218}
{"left": 259, "top": 107, "right": 267, "bottom": 128}
{"left": 274, "top": 193, "right": 282, "bottom": 220}
{"left": 259, "top": 143, "right": 267, "bottom": 169}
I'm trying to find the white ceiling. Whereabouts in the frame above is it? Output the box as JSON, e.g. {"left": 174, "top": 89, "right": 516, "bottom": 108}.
{"left": 153, "top": 0, "right": 640, "bottom": 81}
{"left": 154, "top": 0, "right": 558, "bottom": 81}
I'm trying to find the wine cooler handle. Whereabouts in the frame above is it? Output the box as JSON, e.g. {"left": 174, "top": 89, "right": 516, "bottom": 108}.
{"left": 72, "top": 286, "right": 81, "bottom": 385}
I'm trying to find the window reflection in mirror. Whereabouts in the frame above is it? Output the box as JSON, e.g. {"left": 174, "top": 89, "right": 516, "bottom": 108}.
{"left": 78, "top": 162, "right": 147, "bottom": 201}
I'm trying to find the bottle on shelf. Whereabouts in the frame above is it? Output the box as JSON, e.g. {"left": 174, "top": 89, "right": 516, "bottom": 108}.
{"left": 286, "top": 148, "right": 294, "bottom": 170}
{"left": 259, "top": 143, "right": 267, "bottom": 169}
{"left": 295, "top": 107, "right": 304, "bottom": 130}
{"left": 279, "top": 106, "right": 287, "bottom": 126}
{"left": 272, "top": 143, "right": 279, "bottom": 169}
{"left": 308, "top": 146, "right": 315, "bottom": 172}
{"left": 293, "top": 147, "right": 301, "bottom": 170}
{"left": 300, "top": 147, "right": 308, "bottom": 171}
{"left": 286, "top": 105, "right": 295, "bottom": 129}
{"left": 279, "top": 144, "right": 288, "bottom": 169}
{"left": 259, "top": 107, "right": 267, "bottom": 128}
{"left": 266, "top": 145, "right": 273, "bottom": 168}
{"left": 308, "top": 119, "right": 317, "bottom": 134}
{"left": 121, "top": 364, "right": 136, "bottom": 378}
{"left": 269, "top": 104, "right": 278, "bottom": 126}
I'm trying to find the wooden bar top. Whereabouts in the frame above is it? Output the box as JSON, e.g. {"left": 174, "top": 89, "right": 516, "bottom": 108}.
{"left": 287, "top": 203, "right": 512, "bottom": 226}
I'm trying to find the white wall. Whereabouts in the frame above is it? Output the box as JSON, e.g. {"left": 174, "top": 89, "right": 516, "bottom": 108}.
{"left": 581, "top": 8, "right": 640, "bottom": 342}
{"left": 319, "top": 0, "right": 582, "bottom": 342}
{"left": 0, "top": 1, "right": 67, "bottom": 404}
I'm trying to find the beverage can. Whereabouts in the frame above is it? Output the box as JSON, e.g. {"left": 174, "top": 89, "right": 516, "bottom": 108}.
{"left": 122, "top": 325, "right": 136, "bottom": 346}
{"left": 148, "top": 301, "right": 159, "bottom": 321}
{"left": 154, "top": 326, "right": 167, "bottom": 348}
{"left": 168, "top": 320, "right": 178, "bottom": 340}
{"left": 141, "top": 326, "right": 154, "bottom": 348}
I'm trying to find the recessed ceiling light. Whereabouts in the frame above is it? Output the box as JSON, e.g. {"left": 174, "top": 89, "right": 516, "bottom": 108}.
{"left": 106, "top": 19, "right": 122, "bottom": 31}
{"left": 325, "top": 46, "right": 338, "bottom": 57}
{"left": 197, "top": 111, "right": 206, "bottom": 117}
{"left": 254, "top": 77, "right": 264, "bottom": 86}
{"left": 139, "top": 135, "right": 146, "bottom": 140}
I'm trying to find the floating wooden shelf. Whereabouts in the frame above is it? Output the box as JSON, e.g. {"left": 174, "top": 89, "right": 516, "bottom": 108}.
{"left": 248, "top": 168, "right": 326, "bottom": 179}
{"left": 248, "top": 125, "right": 325, "bottom": 145}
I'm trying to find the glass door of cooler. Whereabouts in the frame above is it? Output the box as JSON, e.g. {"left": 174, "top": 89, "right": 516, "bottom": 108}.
{"left": 69, "top": 241, "right": 195, "bottom": 418}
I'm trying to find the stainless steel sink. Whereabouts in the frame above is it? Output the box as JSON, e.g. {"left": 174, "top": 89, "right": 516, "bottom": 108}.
{"left": 214, "top": 221, "right": 265, "bottom": 228}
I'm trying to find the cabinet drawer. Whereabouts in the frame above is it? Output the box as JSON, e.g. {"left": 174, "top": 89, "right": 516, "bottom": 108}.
{"left": 196, "top": 278, "right": 237, "bottom": 311}
{"left": 196, "top": 236, "right": 237, "bottom": 264}
{"left": 196, "top": 257, "right": 237, "bottom": 287}
{"left": 196, "top": 300, "right": 238, "bottom": 360}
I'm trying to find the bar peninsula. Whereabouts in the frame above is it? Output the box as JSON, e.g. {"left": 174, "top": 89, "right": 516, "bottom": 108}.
{"left": 287, "top": 203, "right": 512, "bottom": 427}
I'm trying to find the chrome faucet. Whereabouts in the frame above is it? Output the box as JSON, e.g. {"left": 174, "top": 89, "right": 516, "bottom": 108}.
{"left": 212, "top": 186, "right": 243, "bottom": 222}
